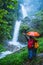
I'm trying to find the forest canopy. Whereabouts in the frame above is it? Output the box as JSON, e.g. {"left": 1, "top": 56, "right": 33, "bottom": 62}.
{"left": 0, "top": 0, "right": 18, "bottom": 43}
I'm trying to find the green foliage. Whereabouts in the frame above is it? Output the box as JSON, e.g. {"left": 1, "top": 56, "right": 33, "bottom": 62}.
{"left": 31, "top": 10, "right": 43, "bottom": 34}
{"left": 20, "top": 23, "right": 29, "bottom": 33}
{"left": 0, "top": 0, "right": 18, "bottom": 42}
{"left": 0, "top": 47, "right": 28, "bottom": 65}
{"left": 0, "top": 44, "right": 6, "bottom": 52}
{"left": 35, "top": 10, "right": 43, "bottom": 17}
{"left": 37, "top": 37, "right": 43, "bottom": 53}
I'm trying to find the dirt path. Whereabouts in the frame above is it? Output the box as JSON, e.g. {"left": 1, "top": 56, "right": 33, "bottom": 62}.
{"left": 23, "top": 53, "right": 43, "bottom": 65}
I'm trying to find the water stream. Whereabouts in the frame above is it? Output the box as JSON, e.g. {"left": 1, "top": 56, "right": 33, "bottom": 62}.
{"left": 20, "top": 4, "right": 27, "bottom": 18}
{"left": 0, "top": 4, "right": 27, "bottom": 59}
{"left": 9, "top": 4, "right": 27, "bottom": 48}
{"left": 9, "top": 21, "right": 22, "bottom": 48}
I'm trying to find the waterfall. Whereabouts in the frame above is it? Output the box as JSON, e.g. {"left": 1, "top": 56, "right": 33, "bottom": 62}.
{"left": 0, "top": 5, "right": 28, "bottom": 59}
{"left": 13, "top": 21, "right": 21, "bottom": 42}
{"left": 20, "top": 4, "right": 27, "bottom": 18}
{"left": 9, "top": 21, "right": 21, "bottom": 47}
{"left": 0, "top": 4, "right": 27, "bottom": 59}
{"left": 9, "top": 4, "right": 27, "bottom": 47}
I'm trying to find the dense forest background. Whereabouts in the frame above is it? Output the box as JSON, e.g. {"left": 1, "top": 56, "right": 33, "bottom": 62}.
{"left": 0, "top": 0, "right": 18, "bottom": 43}
{"left": 0, "top": 0, "right": 43, "bottom": 43}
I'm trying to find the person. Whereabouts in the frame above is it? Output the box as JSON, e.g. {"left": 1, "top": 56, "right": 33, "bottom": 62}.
{"left": 23, "top": 32, "right": 37, "bottom": 61}
{"left": 33, "top": 40, "right": 38, "bottom": 58}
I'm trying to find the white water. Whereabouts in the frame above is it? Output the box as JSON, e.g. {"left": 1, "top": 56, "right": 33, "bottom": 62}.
{"left": 20, "top": 4, "right": 27, "bottom": 18}
{"left": 9, "top": 21, "right": 22, "bottom": 47}
{"left": 13, "top": 21, "right": 21, "bottom": 42}
{"left": 0, "top": 4, "right": 27, "bottom": 59}
{"left": 9, "top": 4, "right": 28, "bottom": 47}
{"left": 0, "top": 51, "right": 12, "bottom": 59}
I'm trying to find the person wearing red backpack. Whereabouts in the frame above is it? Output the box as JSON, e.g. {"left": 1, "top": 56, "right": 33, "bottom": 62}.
{"left": 23, "top": 32, "right": 37, "bottom": 61}
{"left": 27, "top": 36, "right": 35, "bottom": 60}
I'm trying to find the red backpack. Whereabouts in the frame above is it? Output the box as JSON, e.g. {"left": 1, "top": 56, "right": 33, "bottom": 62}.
{"left": 28, "top": 39, "right": 34, "bottom": 48}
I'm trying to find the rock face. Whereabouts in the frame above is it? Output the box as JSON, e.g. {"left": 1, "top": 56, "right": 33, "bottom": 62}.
{"left": 6, "top": 45, "right": 19, "bottom": 52}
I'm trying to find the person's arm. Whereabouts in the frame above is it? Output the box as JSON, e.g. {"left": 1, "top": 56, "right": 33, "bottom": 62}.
{"left": 25, "top": 35, "right": 29, "bottom": 41}
{"left": 23, "top": 33, "right": 29, "bottom": 41}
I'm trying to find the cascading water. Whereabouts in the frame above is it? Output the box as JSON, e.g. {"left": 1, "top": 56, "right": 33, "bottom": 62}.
{"left": 9, "top": 21, "right": 21, "bottom": 47}
{"left": 9, "top": 4, "right": 28, "bottom": 48}
{"left": 20, "top": 4, "right": 27, "bottom": 18}
{"left": 13, "top": 21, "right": 21, "bottom": 42}
{"left": 0, "top": 4, "right": 27, "bottom": 59}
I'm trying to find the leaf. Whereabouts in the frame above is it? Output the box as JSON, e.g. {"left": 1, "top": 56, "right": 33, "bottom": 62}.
{"left": 7, "top": 5, "right": 15, "bottom": 9}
